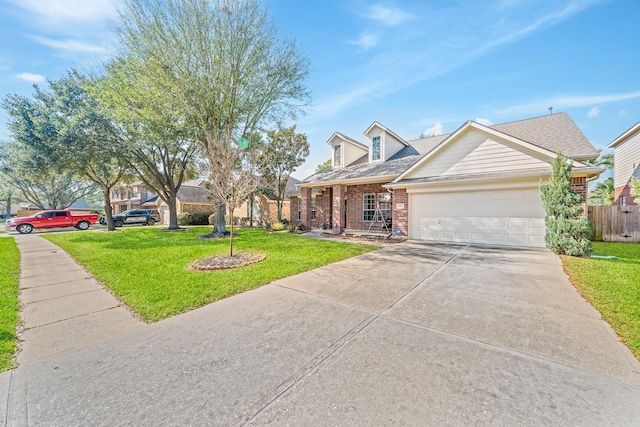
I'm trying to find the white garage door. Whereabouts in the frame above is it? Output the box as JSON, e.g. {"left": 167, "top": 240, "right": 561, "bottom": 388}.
{"left": 409, "top": 188, "right": 546, "bottom": 247}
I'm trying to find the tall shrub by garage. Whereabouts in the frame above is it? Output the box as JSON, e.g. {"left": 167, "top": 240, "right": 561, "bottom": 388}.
{"left": 540, "top": 153, "right": 592, "bottom": 257}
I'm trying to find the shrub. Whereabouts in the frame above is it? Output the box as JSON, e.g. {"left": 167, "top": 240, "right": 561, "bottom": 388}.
{"left": 288, "top": 224, "right": 297, "bottom": 232}
{"left": 177, "top": 212, "right": 211, "bottom": 225}
{"left": 540, "top": 153, "right": 592, "bottom": 257}
{"left": 208, "top": 214, "right": 215, "bottom": 225}
{"left": 280, "top": 218, "right": 290, "bottom": 225}
{"left": 224, "top": 215, "right": 242, "bottom": 226}
{"left": 296, "top": 223, "right": 305, "bottom": 231}
{"left": 271, "top": 222, "right": 286, "bottom": 231}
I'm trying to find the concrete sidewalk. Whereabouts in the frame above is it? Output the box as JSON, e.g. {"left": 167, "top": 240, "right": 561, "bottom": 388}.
{"left": 3, "top": 240, "right": 640, "bottom": 426}
{"left": 14, "top": 235, "right": 144, "bottom": 365}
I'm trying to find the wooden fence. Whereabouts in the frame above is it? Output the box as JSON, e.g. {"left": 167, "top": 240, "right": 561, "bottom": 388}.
{"left": 588, "top": 205, "right": 640, "bottom": 242}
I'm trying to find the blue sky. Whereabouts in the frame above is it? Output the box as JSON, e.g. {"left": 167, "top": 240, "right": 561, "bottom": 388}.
{"left": 1, "top": 0, "right": 639, "bottom": 181}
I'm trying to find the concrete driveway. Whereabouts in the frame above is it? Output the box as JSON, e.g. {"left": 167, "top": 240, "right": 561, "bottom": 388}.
{"left": 6, "top": 241, "right": 640, "bottom": 426}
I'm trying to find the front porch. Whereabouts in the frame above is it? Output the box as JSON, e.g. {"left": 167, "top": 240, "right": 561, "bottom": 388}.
{"left": 289, "top": 182, "right": 408, "bottom": 237}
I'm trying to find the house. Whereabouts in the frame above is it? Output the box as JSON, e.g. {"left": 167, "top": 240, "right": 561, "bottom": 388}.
{"left": 251, "top": 176, "right": 300, "bottom": 225}
{"left": 111, "top": 181, "right": 155, "bottom": 214}
{"left": 290, "top": 112, "right": 601, "bottom": 247}
{"left": 150, "top": 179, "right": 216, "bottom": 225}
{"left": 607, "top": 121, "right": 640, "bottom": 206}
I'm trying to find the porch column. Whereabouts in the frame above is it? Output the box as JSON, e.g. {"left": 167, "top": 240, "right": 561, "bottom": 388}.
{"left": 332, "top": 184, "right": 345, "bottom": 234}
{"left": 300, "top": 187, "right": 312, "bottom": 229}
{"left": 391, "top": 189, "right": 408, "bottom": 236}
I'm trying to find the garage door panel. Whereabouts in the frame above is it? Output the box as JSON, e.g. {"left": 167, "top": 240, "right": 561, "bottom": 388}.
{"left": 410, "top": 188, "right": 546, "bottom": 248}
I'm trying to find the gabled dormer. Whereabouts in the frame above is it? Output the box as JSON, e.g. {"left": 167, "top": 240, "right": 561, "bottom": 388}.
{"left": 327, "top": 132, "right": 369, "bottom": 168}
{"left": 364, "top": 122, "right": 409, "bottom": 163}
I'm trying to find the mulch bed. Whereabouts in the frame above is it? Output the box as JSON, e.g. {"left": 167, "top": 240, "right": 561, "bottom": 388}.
{"left": 189, "top": 252, "right": 266, "bottom": 271}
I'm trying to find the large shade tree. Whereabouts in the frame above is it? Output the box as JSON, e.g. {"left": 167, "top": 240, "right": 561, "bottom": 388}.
{"left": 1, "top": 91, "right": 97, "bottom": 210}
{"left": 113, "top": 0, "right": 310, "bottom": 239}
{"left": 93, "top": 58, "right": 200, "bottom": 230}
{"left": 3, "top": 72, "right": 129, "bottom": 229}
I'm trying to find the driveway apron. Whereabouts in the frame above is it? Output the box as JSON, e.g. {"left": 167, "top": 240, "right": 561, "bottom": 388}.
{"left": 4, "top": 240, "right": 640, "bottom": 426}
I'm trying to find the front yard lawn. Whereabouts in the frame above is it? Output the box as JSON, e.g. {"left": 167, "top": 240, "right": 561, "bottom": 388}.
{"left": 0, "top": 238, "right": 20, "bottom": 371}
{"left": 562, "top": 242, "right": 640, "bottom": 358}
{"left": 44, "top": 227, "right": 378, "bottom": 322}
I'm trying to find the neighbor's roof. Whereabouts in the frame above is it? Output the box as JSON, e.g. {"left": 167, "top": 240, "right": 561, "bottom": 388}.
{"left": 299, "top": 113, "right": 597, "bottom": 186}
{"left": 608, "top": 121, "right": 640, "bottom": 149}
{"left": 177, "top": 184, "right": 214, "bottom": 204}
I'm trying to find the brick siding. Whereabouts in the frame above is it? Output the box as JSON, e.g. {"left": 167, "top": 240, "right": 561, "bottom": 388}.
{"left": 391, "top": 189, "right": 408, "bottom": 236}
{"left": 332, "top": 184, "right": 345, "bottom": 233}
{"left": 614, "top": 185, "right": 638, "bottom": 206}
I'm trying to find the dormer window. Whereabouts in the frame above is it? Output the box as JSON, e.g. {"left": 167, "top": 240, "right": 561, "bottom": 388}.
{"left": 372, "top": 136, "right": 381, "bottom": 161}
{"left": 334, "top": 144, "right": 342, "bottom": 167}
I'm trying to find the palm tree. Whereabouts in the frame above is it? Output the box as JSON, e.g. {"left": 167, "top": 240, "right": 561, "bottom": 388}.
{"left": 589, "top": 177, "right": 615, "bottom": 206}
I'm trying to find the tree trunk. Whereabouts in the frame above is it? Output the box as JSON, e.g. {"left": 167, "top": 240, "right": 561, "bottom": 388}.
{"left": 5, "top": 194, "right": 11, "bottom": 220}
{"left": 249, "top": 193, "right": 254, "bottom": 228}
{"left": 229, "top": 207, "right": 234, "bottom": 257}
{"left": 213, "top": 200, "right": 227, "bottom": 234}
{"left": 277, "top": 200, "right": 283, "bottom": 222}
{"left": 167, "top": 196, "right": 180, "bottom": 230}
{"left": 103, "top": 187, "right": 116, "bottom": 231}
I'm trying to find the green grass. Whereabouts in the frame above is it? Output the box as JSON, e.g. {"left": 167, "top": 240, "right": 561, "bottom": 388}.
{"left": 43, "top": 227, "right": 378, "bottom": 322}
{"left": 0, "top": 238, "right": 20, "bottom": 371}
{"left": 561, "top": 242, "right": 640, "bottom": 358}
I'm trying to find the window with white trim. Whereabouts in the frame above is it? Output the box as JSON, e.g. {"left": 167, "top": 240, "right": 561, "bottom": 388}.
{"left": 297, "top": 198, "right": 302, "bottom": 220}
{"left": 377, "top": 193, "right": 391, "bottom": 221}
{"left": 334, "top": 144, "right": 342, "bottom": 167}
{"left": 311, "top": 196, "right": 316, "bottom": 220}
{"left": 363, "top": 193, "right": 375, "bottom": 221}
{"left": 371, "top": 136, "right": 381, "bottom": 161}
{"left": 620, "top": 195, "right": 626, "bottom": 206}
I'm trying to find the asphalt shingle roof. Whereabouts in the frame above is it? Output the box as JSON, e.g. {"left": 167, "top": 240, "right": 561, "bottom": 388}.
{"left": 300, "top": 113, "right": 597, "bottom": 186}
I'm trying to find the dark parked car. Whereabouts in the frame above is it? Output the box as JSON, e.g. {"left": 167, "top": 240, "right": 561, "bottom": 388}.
{"left": 108, "top": 209, "right": 160, "bottom": 227}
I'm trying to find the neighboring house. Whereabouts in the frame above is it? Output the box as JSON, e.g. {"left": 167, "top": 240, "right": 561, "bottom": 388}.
{"left": 151, "top": 179, "right": 216, "bottom": 225}
{"left": 252, "top": 176, "right": 300, "bottom": 225}
{"left": 290, "top": 112, "right": 601, "bottom": 248}
{"left": 16, "top": 198, "right": 99, "bottom": 217}
{"left": 111, "top": 181, "right": 155, "bottom": 214}
{"left": 607, "top": 121, "right": 640, "bottom": 206}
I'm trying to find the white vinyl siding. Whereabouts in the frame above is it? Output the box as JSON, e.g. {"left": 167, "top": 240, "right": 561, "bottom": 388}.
{"left": 343, "top": 142, "right": 367, "bottom": 166}
{"left": 409, "top": 186, "right": 546, "bottom": 247}
{"left": 383, "top": 133, "right": 405, "bottom": 161}
{"left": 613, "top": 131, "right": 640, "bottom": 188}
{"left": 406, "top": 130, "right": 550, "bottom": 179}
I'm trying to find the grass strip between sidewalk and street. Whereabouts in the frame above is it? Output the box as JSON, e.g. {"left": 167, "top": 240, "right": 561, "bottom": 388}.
{"left": 561, "top": 242, "right": 640, "bottom": 358}
{"left": 0, "top": 238, "right": 20, "bottom": 371}
{"left": 44, "top": 227, "right": 378, "bottom": 323}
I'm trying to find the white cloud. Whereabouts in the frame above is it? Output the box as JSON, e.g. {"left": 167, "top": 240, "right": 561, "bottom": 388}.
{"left": 587, "top": 106, "right": 600, "bottom": 117}
{"left": 15, "top": 72, "right": 45, "bottom": 83}
{"left": 8, "top": 0, "right": 116, "bottom": 23}
{"left": 348, "top": 33, "right": 379, "bottom": 50}
{"left": 32, "top": 36, "right": 107, "bottom": 53}
{"left": 422, "top": 123, "right": 444, "bottom": 137}
{"left": 495, "top": 90, "right": 640, "bottom": 117}
{"left": 364, "top": 5, "right": 414, "bottom": 26}
{"left": 475, "top": 117, "right": 493, "bottom": 126}
{"left": 619, "top": 110, "right": 629, "bottom": 117}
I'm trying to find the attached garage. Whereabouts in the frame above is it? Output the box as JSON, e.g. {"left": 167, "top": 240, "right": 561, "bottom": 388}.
{"left": 409, "top": 186, "right": 546, "bottom": 247}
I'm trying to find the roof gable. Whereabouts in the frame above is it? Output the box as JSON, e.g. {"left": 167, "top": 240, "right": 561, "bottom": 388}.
{"left": 364, "top": 122, "right": 409, "bottom": 147}
{"left": 396, "top": 121, "right": 565, "bottom": 181}
{"left": 608, "top": 121, "right": 640, "bottom": 149}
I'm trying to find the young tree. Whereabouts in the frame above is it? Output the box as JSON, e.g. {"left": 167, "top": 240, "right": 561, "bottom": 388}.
{"left": 258, "top": 126, "right": 308, "bottom": 222}
{"left": 113, "top": 0, "right": 310, "bottom": 240}
{"left": 540, "top": 153, "right": 592, "bottom": 256}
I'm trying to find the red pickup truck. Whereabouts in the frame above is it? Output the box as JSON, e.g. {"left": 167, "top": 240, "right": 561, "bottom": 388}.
{"left": 5, "top": 210, "right": 100, "bottom": 234}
